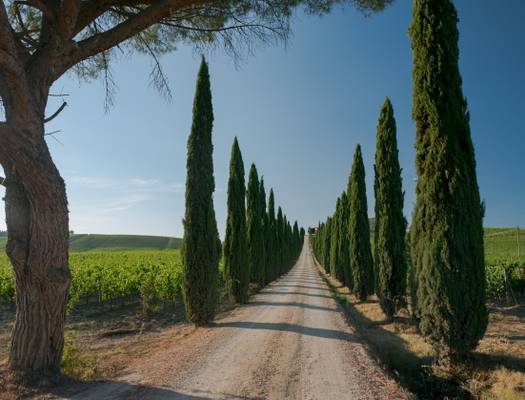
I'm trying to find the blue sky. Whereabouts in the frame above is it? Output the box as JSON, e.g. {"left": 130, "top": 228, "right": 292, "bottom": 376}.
{"left": 1, "top": 0, "right": 523, "bottom": 237}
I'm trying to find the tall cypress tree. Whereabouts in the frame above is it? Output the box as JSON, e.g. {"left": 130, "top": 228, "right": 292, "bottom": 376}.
{"left": 276, "top": 207, "right": 284, "bottom": 274}
{"left": 374, "top": 98, "right": 408, "bottom": 320}
{"left": 293, "top": 221, "right": 300, "bottom": 251}
{"left": 267, "top": 189, "right": 276, "bottom": 280}
{"left": 410, "top": 0, "right": 486, "bottom": 360}
{"left": 247, "top": 164, "right": 265, "bottom": 286}
{"left": 260, "top": 179, "right": 271, "bottom": 284}
{"left": 338, "top": 192, "right": 351, "bottom": 287}
{"left": 224, "top": 137, "right": 249, "bottom": 303}
{"left": 181, "top": 58, "right": 220, "bottom": 325}
{"left": 348, "top": 145, "right": 374, "bottom": 301}
{"left": 323, "top": 216, "right": 332, "bottom": 273}
{"left": 330, "top": 197, "right": 341, "bottom": 278}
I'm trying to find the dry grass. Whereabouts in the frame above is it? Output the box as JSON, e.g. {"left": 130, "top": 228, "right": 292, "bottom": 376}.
{"left": 316, "top": 262, "right": 525, "bottom": 400}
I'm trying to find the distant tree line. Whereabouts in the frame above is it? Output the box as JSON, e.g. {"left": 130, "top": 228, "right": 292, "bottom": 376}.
{"left": 182, "top": 58, "right": 304, "bottom": 326}
{"left": 312, "top": 0, "right": 486, "bottom": 366}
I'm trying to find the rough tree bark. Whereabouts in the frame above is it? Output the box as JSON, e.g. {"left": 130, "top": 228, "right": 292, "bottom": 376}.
{"left": 1, "top": 122, "right": 70, "bottom": 378}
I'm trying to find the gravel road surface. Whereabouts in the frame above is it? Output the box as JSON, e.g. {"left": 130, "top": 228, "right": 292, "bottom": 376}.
{"left": 70, "top": 238, "right": 408, "bottom": 400}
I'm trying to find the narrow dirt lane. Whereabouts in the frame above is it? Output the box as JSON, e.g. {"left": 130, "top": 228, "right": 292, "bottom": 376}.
{"left": 71, "top": 238, "right": 407, "bottom": 399}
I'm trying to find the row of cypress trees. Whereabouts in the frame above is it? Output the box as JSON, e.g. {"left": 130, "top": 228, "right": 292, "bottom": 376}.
{"left": 224, "top": 138, "right": 304, "bottom": 304}
{"left": 313, "top": 0, "right": 486, "bottom": 363}
{"left": 312, "top": 116, "right": 398, "bottom": 308}
{"left": 182, "top": 57, "right": 303, "bottom": 326}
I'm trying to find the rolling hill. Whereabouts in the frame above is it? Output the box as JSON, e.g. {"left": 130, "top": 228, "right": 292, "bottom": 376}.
{"left": 0, "top": 234, "right": 181, "bottom": 252}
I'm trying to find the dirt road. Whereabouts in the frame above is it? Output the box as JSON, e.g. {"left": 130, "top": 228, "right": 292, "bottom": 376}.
{"left": 71, "top": 238, "right": 407, "bottom": 399}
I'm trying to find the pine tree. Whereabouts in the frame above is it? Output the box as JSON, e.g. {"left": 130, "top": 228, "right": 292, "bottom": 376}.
{"left": 374, "top": 98, "right": 408, "bottom": 320}
{"left": 247, "top": 164, "right": 265, "bottom": 287}
{"left": 409, "top": 0, "right": 487, "bottom": 360}
{"left": 224, "top": 137, "right": 249, "bottom": 303}
{"left": 348, "top": 145, "right": 374, "bottom": 301}
{"left": 181, "top": 58, "right": 220, "bottom": 325}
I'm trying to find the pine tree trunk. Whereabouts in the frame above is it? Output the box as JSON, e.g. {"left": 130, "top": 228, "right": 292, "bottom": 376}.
{"left": 1, "top": 125, "right": 70, "bottom": 379}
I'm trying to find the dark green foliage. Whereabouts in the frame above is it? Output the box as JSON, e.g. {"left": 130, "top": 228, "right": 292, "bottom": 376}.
{"left": 374, "top": 98, "right": 408, "bottom": 319}
{"left": 348, "top": 145, "right": 374, "bottom": 301}
{"left": 338, "top": 192, "right": 351, "bottom": 287}
{"left": 260, "top": 179, "right": 272, "bottom": 284}
{"left": 181, "top": 58, "right": 220, "bottom": 326}
{"left": 276, "top": 207, "right": 284, "bottom": 274}
{"left": 223, "top": 138, "right": 249, "bottom": 304}
{"left": 409, "top": 0, "right": 487, "bottom": 360}
{"left": 330, "top": 198, "right": 342, "bottom": 279}
{"left": 247, "top": 164, "right": 266, "bottom": 287}
{"left": 267, "top": 189, "right": 277, "bottom": 280}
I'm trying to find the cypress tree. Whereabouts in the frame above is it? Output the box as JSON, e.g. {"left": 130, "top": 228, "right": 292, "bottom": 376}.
{"left": 267, "top": 189, "right": 276, "bottom": 280}
{"left": 323, "top": 216, "right": 332, "bottom": 272}
{"left": 374, "top": 98, "right": 408, "bottom": 320}
{"left": 181, "top": 58, "right": 220, "bottom": 325}
{"left": 260, "top": 179, "right": 271, "bottom": 284}
{"left": 410, "top": 0, "right": 486, "bottom": 360}
{"left": 224, "top": 137, "right": 249, "bottom": 303}
{"left": 276, "top": 207, "right": 284, "bottom": 274}
{"left": 330, "top": 198, "right": 341, "bottom": 278}
{"left": 293, "top": 221, "right": 300, "bottom": 252}
{"left": 348, "top": 145, "right": 374, "bottom": 301}
{"left": 247, "top": 164, "right": 265, "bottom": 286}
{"left": 338, "top": 192, "right": 351, "bottom": 287}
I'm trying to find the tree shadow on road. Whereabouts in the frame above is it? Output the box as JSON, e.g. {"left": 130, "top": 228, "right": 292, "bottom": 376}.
{"left": 41, "top": 378, "right": 265, "bottom": 400}
{"left": 210, "top": 321, "right": 359, "bottom": 343}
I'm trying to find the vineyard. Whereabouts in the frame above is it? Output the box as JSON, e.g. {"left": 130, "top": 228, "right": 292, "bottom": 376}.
{"left": 1, "top": 229, "right": 523, "bottom": 307}
{"left": 0, "top": 251, "right": 185, "bottom": 312}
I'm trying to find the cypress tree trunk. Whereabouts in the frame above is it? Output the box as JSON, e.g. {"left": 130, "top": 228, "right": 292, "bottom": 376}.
{"left": 224, "top": 138, "right": 249, "bottom": 303}
{"left": 182, "top": 58, "right": 220, "bottom": 326}
{"left": 410, "top": 0, "right": 487, "bottom": 362}
{"left": 348, "top": 145, "right": 374, "bottom": 301}
{"left": 374, "top": 98, "right": 408, "bottom": 320}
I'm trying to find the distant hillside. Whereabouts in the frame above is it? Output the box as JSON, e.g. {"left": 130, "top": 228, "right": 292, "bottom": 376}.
{"left": 0, "top": 234, "right": 181, "bottom": 252}
{"left": 68, "top": 234, "right": 182, "bottom": 251}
